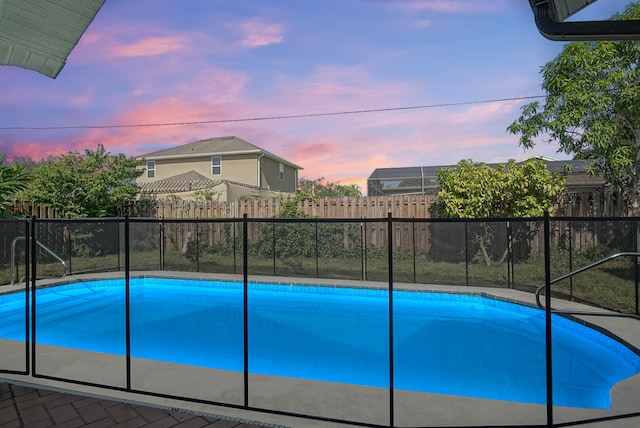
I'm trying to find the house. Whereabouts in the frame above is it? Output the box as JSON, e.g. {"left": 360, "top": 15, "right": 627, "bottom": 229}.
{"left": 137, "top": 136, "right": 302, "bottom": 201}
{"left": 367, "top": 157, "right": 605, "bottom": 197}
{"left": 366, "top": 157, "right": 629, "bottom": 216}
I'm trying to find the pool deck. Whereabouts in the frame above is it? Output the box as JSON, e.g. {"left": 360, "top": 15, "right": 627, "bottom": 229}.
{"left": 1, "top": 271, "right": 640, "bottom": 427}
{"left": 0, "top": 380, "right": 272, "bottom": 428}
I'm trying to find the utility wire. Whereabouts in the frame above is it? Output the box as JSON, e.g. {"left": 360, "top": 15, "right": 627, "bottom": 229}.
{"left": 0, "top": 95, "right": 544, "bottom": 131}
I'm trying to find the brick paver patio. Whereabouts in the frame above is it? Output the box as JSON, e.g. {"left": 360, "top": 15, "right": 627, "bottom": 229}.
{"left": 0, "top": 382, "right": 276, "bottom": 428}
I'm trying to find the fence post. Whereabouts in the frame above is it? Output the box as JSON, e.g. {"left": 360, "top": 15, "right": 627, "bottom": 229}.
{"left": 30, "top": 216, "right": 37, "bottom": 376}
{"left": 506, "top": 221, "right": 512, "bottom": 289}
{"left": 412, "top": 220, "right": 416, "bottom": 283}
{"left": 315, "top": 220, "right": 319, "bottom": 278}
{"left": 464, "top": 221, "right": 469, "bottom": 287}
{"left": 124, "top": 215, "right": 132, "bottom": 391}
{"left": 24, "top": 218, "right": 30, "bottom": 375}
{"left": 568, "top": 222, "right": 573, "bottom": 300}
{"left": 67, "top": 224, "right": 73, "bottom": 275}
{"left": 233, "top": 220, "right": 237, "bottom": 275}
{"left": 361, "top": 220, "right": 367, "bottom": 281}
{"left": 159, "top": 218, "right": 165, "bottom": 271}
{"left": 387, "top": 212, "right": 395, "bottom": 428}
{"left": 242, "top": 214, "right": 249, "bottom": 407}
{"left": 544, "top": 211, "right": 554, "bottom": 427}
{"left": 272, "top": 221, "right": 276, "bottom": 276}
{"left": 196, "top": 222, "right": 200, "bottom": 272}
{"left": 635, "top": 219, "right": 639, "bottom": 315}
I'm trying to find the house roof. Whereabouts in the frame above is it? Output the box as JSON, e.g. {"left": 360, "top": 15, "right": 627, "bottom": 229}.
{"left": 139, "top": 171, "right": 221, "bottom": 194}
{"left": 139, "top": 170, "right": 269, "bottom": 194}
{"left": 138, "top": 136, "right": 303, "bottom": 170}
{"left": 0, "top": 0, "right": 105, "bottom": 78}
{"left": 367, "top": 159, "right": 597, "bottom": 181}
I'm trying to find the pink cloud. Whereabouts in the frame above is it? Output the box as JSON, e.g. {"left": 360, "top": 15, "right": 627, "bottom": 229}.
{"left": 270, "top": 65, "right": 411, "bottom": 121}
{"left": 66, "top": 95, "right": 94, "bottom": 107}
{"left": 178, "top": 68, "right": 249, "bottom": 101}
{"left": 73, "top": 24, "right": 195, "bottom": 62}
{"left": 451, "top": 136, "right": 511, "bottom": 149}
{"left": 285, "top": 136, "right": 401, "bottom": 189}
{"left": 83, "top": 99, "right": 238, "bottom": 156}
{"left": 393, "top": 0, "right": 514, "bottom": 13}
{"left": 293, "top": 142, "right": 337, "bottom": 159}
{"left": 7, "top": 139, "right": 90, "bottom": 161}
{"left": 238, "top": 18, "right": 284, "bottom": 48}
{"left": 448, "top": 99, "right": 523, "bottom": 124}
{"left": 106, "top": 36, "right": 187, "bottom": 58}
{"left": 397, "top": 1, "right": 473, "bottom": 13}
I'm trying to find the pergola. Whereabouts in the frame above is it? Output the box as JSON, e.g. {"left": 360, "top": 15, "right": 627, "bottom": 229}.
{"left": 0, "top": 0, "right": 105, "bottom": 78}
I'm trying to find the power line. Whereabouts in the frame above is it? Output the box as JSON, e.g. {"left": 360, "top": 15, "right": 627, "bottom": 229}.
{"left": 0, "top": 95, "right": 544, "bottom": 131}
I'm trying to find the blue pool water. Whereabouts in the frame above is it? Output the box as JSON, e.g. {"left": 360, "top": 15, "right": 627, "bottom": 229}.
{"left": 1, "top": 277, "right": 639, "bottom": 409}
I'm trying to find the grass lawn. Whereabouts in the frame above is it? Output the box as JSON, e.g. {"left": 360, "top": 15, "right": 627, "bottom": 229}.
{"left": 2, "top": 248, "right": 637, "bottom": 314}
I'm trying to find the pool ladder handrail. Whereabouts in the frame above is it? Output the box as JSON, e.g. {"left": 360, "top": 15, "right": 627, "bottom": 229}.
{"left": 10, "top": 236, "right": 68, "bottom": 285}
{"left": 535, "top": 251, "right": 640, "bottom": 320}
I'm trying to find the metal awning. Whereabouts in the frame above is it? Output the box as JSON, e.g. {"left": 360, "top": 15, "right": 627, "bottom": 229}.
{"left": 529, "top": 0, "right": 640, "bottom": 41}
{"left": 0, "top": 0, "right": 105, "bottom": 78}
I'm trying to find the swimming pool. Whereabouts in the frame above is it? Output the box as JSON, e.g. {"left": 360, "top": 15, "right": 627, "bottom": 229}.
{"left": 1, "top": 277, "right": 639, "bottom": 409}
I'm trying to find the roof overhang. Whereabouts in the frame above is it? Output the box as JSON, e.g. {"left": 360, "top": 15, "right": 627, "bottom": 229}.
{"left": 0, "top": 0, "right": 105, "bottom": 78}
{"left": 141, "top": 150, "right": 263, "bottom": 161}
{"left": 529, "top": 0, "right": 640, "bottom": 41}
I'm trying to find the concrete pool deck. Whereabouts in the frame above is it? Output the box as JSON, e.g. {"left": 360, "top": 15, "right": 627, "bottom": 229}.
{"left": 1, "top": 271, "right": 640, "bottom": 427}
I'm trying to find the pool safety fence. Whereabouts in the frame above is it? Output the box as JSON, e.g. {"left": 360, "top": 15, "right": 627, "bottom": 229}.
{"left": 1, "top": 214, "right": 640, "bottom": 427}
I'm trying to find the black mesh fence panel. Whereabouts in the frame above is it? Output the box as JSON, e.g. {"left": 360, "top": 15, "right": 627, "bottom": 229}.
{"left": 130, "top": 220, "right": 161, "bottom": 271}
{"left": 5, "top": 216, "right": 640, "bottom": 427}
{"left": 509, "top": 220, "right": 545, "bottom": 291}
{"left": 0, "top": 219, "right": 29, "bottom": 374}
{"left": 362, "top": 220, "right": 389, "bottom": 282}
{"left": 63, "top": 220, "right": 121, "bottom": 275}
{"left": 465, "top": 220, "right": 509, "bottom": 287}
{"left": 550, "top": 219, "right": 638, "bottom": 314}
{"left": 423, "top": 221, "right": 468, "bottom": 285}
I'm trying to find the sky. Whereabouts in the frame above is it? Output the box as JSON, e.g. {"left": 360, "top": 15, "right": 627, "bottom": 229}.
{"left": 0, "top": 0, "right": 634, "bottom": 194}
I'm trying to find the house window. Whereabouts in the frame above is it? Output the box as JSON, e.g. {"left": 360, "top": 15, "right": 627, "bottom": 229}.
{"left": 146, "top": 161, "right": 155, "bottom": 178}
{"left": 279, "top": 163, "right": 284, "bottom": 181}
{"left": 212, "top": 156, "right": 221, "bottom": 175}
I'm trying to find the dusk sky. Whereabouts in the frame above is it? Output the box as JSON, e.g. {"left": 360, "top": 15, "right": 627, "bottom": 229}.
{"left": 0, "top": 0, "right": 633, "bottom": 193}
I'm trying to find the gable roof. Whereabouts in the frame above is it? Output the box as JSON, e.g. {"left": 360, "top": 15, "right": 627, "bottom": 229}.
{"left": 139, "top": 136, "right": 302, "bottom": 170}
{"left": 139, "top": 170, "right": 220, "bottom": 194}
{"left": 139, "top": 170, "right": 270, "bottom": 194}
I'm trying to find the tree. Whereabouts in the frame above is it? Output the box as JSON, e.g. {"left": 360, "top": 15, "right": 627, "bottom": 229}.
{"left": 22, "top": 144, "right": 143, "bottom": 217}
{"left": 298, "top": 177, "right": 361, "bottom": 197}
{"left": 507, "top": 3, "right": 640, "bottom": 213}
{"left": 436, "top": 159, "right": 565, "bottom": 265}
{"left": 11, "top": 156, "right": 39, "bottom": 173}
{"left": 437, "top": 159, "right": 566, "bottom": 218}
{"left": 0, "top": 155, "right": 31, "bottom": 217}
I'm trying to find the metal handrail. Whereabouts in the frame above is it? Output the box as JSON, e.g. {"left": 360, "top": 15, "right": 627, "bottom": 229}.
{"left": 535, "top": 251, "right": 640, "bottom": 319}
{"left": 10, "top": 236, "right": 68, "bottom": 285}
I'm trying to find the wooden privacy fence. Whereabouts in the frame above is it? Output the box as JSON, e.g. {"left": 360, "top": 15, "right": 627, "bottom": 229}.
{"left": 555, "top": 190, "right": 632, "bottom": 217}
{"left": 10, "top": 189, "right": 633, "bottom": 220}
{"left": 152, "top": 195, "right": 438, "bottom": 219}
{"left": 10, "top": 200, "right": 60, "bottom": 219}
